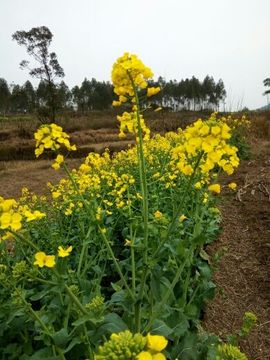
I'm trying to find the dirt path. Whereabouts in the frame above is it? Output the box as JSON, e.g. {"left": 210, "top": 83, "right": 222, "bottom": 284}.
{"left": 204, "top": 138, "right": 270, "bottom": 359}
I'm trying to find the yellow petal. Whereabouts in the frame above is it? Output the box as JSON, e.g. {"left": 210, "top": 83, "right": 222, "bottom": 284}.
{"left": 45, "top": 255, "right": 56, "bottom": 268}
{"left": 147, "top": 334, "right": 168, "bottom": 352}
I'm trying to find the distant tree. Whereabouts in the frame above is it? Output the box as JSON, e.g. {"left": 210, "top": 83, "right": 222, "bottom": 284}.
{"left": 263, "top": 78, "right": 270, "bottom": 105}
{"left": 10, "top": 84, "right": 27, "bottom": 112}
{"left": 23, "top": 80, "right": 36, "bottom": 112}
{"left": 0, "top": 78, "right": 10, "bottom": 114}
{"left": 214, "top": 79, "right": 226, "bottom": 111}
{"left": 57, "top": 81, "right": 71, "bottom": 110}
{"left": 71, "top": 85, "right": 82, "bottom": 111}
{"left": 12, "top": 26, "right": 64, "bottom": 122}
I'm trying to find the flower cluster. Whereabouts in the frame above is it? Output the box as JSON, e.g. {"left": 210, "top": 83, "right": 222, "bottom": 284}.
{"left": 94, "top": 331, "right": 167, "bottom": 360}
{"left": 171, "top": 114, "right": 239, "bottom": 179}
{"left": 112, "top": 53, "right": 155, "bottom": 101}
{"left": 117, "top": 111, "right": 150, "bottom": 140}
{"left": 137, "top": 334, "right": 168, "bottom": 360}
{"left": 111, "top": 53, "right": 160, "bottom": 139}
{"left": 0, "top": 198, "right": 22, "bottom": 232}
{"left": 34, "top": 124, "right": 76, "bottom": 164}
{"left": 0, "top": 196, "right": 46, "bottom": 237}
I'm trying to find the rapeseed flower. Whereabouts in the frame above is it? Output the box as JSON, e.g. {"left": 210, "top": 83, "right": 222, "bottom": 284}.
{"left": 94, "top": 330, "right": 146, "bottom": 359}
{"left": 147, "top": 87, "right": 161, "bottom": 97}
{"left": 228, "top": 182, "right": 237, "bottom": 190}
{"left": 111, "top": 52, "right": 153, "bottom": 100}
{"left": 34, "top": 252, "right": 55, "bottom": 268}
{"left": 58, "top": 245, "right": 72, "bottom": 258}
{"left": 208, "top": 184, "right": 221, "bottom": 194}
{"left": 0, "top": 212, "right": 22, "bottom": 231}
{"left": 24, "top": 210, "right": 46, "bottom": 222}
{"left": 35, "top": 124, "right": 76, "bottom": 157}
{"left": 52, "top": 154, "right": 64, "bottom": 170}
{"left": 154, "top": 211, "right": 163, "bottom": 219}
{"left": 179, "top": 214, "right": 187, "bottom": 222}
{"left": 146, "top": 334, "right": 168, "bottom": 353}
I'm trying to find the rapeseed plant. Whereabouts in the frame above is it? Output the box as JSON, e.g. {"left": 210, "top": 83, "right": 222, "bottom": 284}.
{"left": 0, "top": 53, "right": 251, "bottom": 359}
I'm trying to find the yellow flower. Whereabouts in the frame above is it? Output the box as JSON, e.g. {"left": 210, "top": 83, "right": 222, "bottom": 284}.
{"left": 154, "top": 210, "right": 163, "bottom": 219}
{"left": 137, "top": 352, "right": 152, "bottom": 360}
{"left": 146, "top": 334, "right": 168, "bottom": 352}
{"left": 179, "top": 214, "right": 187, "bottom": 222}
{"left": 34, "top": 252, "right": 56, "bottom": 268}
{"left": 208, "top": 184, "right": 221, "bottom": 194}
{"left": 52, "top": 154, "right": 64, "bottom": 170}
{"left": 194, "top": 181, "right": 202, "bottom": 189}
{"left": 0, "top": 199, "right": 16, "bottom": 212}
{"left": 58, "top": 245, "right": 72, "bottom": 258}
{"left": 111, "top": 52, "right": 153, "bottom": 99}
{"left": 147, "top": 87, "right": 161, "bottom": 97}
{"left": 0, "top": 212, "right": 22, "bottom": 231}
{"left": 52, "top": 191, "right": 61, "bottom": 199}
{"left": 124, "top": 239, "right": 132, "bottom": 246}
{"left": 228, "top": 182, "right": 237, "bottom": 190}
{"left": 152, "top": 354, "right": 166, "bottom": 360}
{"left": 34, "top": 124, "right": 76, "bottom": 158}
{"left": 24, "top": 210, "right": 46, "bottom": 222}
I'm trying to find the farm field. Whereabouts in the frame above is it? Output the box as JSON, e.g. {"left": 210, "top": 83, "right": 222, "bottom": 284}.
{"left": 0, "top": 110, "right": 269, "bottom": 359}
{"left": 1, "top": 0, "right": 270, "bottom": 357}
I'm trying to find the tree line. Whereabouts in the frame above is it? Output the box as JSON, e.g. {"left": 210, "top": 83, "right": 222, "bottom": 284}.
{"left": 0, "top": 75, "right": 226, "bottom": 115}
{"left": 0, "top": 26, "right": 227, "bottom": 118}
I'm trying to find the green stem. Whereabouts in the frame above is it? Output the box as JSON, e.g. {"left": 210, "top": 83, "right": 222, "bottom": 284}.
{"left": 77, "top": 225, "right": 92, "bottom": 276}
{"left": 153, "top": 152, "right": 204, "bottom": 258}
{"left": 83, "top": 323, "right": 94, "bottom": 359}
{"left": 64, "top": 284, "right": 88, "bottom": 315}
{"left": 144, "top": 253, "right": 191, "bottom": 332}
{"left": 12, "top": 284, "right": 66, "bottom": 359}
{"left": 98, "top": 226, "right": 135, "bottom": 301}
{"left": 187, "top": 283, "right": 200, "bottom": 306}
{"left": 128, "top": 73, "right": 149, "bottom": 332}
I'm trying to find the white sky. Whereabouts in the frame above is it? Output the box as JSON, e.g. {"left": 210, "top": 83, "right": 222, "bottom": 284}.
{"left": 1, "top": 0, "right": 269, "bottom": 110}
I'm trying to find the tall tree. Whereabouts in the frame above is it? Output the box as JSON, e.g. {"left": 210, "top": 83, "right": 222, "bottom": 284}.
{"left": 12, "top": 26, "right": 64, "bottom": 122}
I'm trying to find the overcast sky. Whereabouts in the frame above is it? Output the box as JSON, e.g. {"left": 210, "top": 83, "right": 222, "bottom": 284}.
{"left": 1, "top": 0, "right": 269, "bottom": 110}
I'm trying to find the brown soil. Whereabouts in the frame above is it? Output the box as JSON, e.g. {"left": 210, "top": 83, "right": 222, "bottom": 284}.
{"left": 204, "top": 137, "right": 270, "bottom": 359}
{"left": 0, "top": 159, "right": 81, "bottom": 198}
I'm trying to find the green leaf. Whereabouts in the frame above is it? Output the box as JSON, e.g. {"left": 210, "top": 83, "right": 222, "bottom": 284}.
{"left": 63, "top": 336, "right": 82, "bottom": 354}
{"left": 184, "top": 304, "right": 199, "bottom": 319}
{"left": 30, "top": 288, "right": 50, "bottom": 301}
{"left": 51, "top": 328, "right": 69, "bottom": 347}
{"left": 172, "top": 318, "right": 189, "bottom": 337}
{"left": 95, "top": 313, "right": 128, "bottom": 336}
{"left": 199, "top": 249, "right": 210, "bottom": 263}
{"left": 198, "top": 263, "right": 211, "bottom": 279}
{"left": 72, "top": 312, "right": 101, "bottom": 327}
{"left": 151, "top": 319, "right": 173, "bottom": 337}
